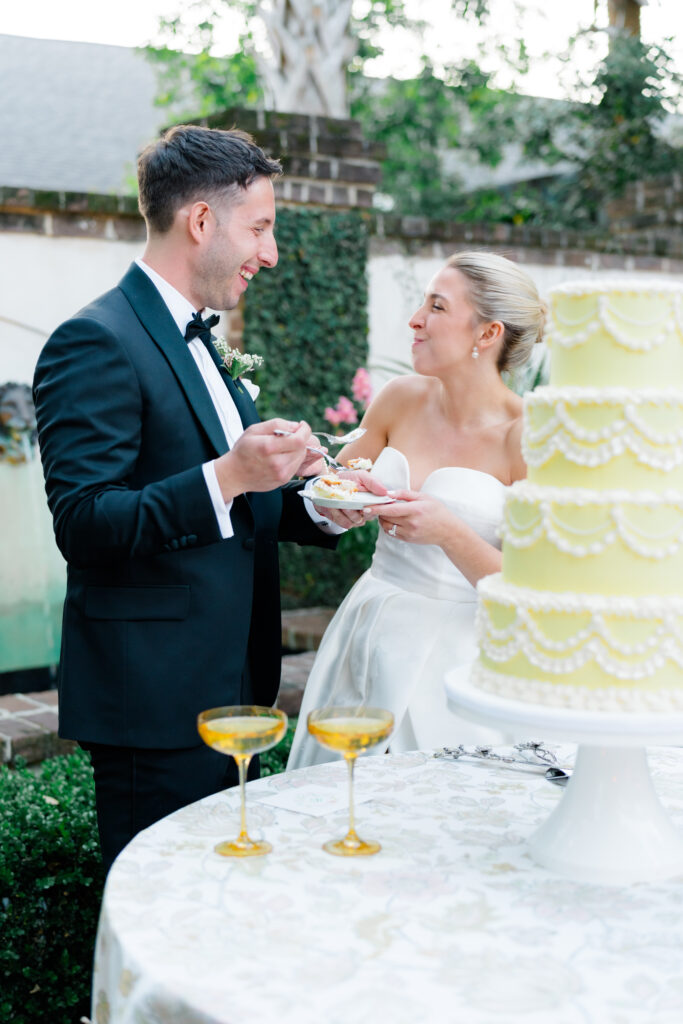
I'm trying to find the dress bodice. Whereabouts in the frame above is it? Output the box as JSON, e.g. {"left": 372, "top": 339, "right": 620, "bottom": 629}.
{"left": 370, "top": 447, "right": 508, "bottom": 601}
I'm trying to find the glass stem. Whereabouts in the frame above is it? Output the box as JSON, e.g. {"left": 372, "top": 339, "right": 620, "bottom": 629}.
{"left": 236, "top": 754, "right": 252, "bottom": 843}
{"left": 345, "top": 753, "right": 358, "bottom": 840}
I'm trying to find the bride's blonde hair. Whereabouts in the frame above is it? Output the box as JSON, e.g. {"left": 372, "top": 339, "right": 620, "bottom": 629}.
{"left": 446, "top": 251, "right": 546, "bottom": 373}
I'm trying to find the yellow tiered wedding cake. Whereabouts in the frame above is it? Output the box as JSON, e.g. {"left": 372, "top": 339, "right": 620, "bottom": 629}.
{"left": 472, "top": 280, "right": 683, "bottom": 711}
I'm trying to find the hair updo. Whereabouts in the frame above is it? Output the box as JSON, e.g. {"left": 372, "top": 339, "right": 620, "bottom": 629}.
{"left": 446, "top": 251, "right": 547, "bottom": 373}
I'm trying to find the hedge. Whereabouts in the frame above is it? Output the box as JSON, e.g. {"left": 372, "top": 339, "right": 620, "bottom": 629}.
{"left": 0, "top": 751, "right": 105, "bottom": 1024}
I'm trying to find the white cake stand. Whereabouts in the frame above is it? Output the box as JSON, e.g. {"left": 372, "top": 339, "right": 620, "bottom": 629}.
{"left": 445, "top": 668, "right": 683, "bottom": 885}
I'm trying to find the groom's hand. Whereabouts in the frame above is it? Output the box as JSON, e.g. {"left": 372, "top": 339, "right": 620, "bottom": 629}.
{"left": 296, "top": 447, "right": 327, "bottom": 477}
{"left": 214, "top": 419, "right": 313, "bottom": 500}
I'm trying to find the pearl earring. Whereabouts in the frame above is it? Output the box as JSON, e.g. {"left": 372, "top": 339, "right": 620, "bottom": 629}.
{"left": 472, "top": 344, "right": 479, "bottom": 360}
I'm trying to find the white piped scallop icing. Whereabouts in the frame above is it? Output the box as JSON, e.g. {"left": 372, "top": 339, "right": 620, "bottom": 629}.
{"left": 472, "top": 663, "right": 683, "bottom": 712}
{"left": 501, "top": 482, "right": 683, "bottom": 560}
{"left": 478, "top": 572, "right": 683, "bottom": 621}
{"left": 527, "top": 386, "right": 683, "bottom": 408}
{"left": 476, "top": 575, "right": 683, "bottom": 682}
{"left": 523, "top": 390, "right": 683, "bottom": 473}
{"left": 545, "top": 281, "right": 683, "bottom": 359}
{"left": 547, "top": 300, "right": 678, "bottom": 353}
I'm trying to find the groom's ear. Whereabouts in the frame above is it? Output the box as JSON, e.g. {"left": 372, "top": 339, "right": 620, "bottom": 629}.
{"left": 186, "top": 201, "right": 213, "bottom": 244}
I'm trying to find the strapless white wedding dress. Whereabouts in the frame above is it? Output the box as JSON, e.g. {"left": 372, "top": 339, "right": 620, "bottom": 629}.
{"left": 286, "top": 447, "right": 509, "bottom": 770}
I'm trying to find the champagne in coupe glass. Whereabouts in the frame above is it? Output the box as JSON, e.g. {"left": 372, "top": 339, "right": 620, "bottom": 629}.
{"left": 307, "top": 706, "right": 394, "bottom": 856}
{"left": 197, "top": 705, "right": 287, "bottom": 857}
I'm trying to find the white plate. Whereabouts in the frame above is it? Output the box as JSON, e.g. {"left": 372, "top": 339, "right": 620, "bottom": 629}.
{"left": 299, "top": 488, "right": 396, "bottom": 509}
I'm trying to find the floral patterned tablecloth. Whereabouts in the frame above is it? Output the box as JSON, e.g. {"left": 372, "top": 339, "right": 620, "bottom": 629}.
{"left": 92, "top": 747, "right": 683, "bottom": 1024}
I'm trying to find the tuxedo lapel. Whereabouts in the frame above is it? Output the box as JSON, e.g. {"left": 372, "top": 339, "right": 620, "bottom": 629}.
{"left": 118, "top": 264, "right": 228, "bottom": 456}
{"left": 196, "top": 333, "right": 261, "bottom": 430}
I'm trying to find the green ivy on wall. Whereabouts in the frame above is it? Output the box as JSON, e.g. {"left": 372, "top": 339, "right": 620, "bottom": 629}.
{"left": 244, "top": 207, "right": 369, "bottom": 424}
{"left": 243, "top": 207, "right": 374, "bottom": 611}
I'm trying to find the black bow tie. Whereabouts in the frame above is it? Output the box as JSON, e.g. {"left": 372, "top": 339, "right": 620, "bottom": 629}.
{"left": 184, "top": 312, "right": 220, "bottom": 345}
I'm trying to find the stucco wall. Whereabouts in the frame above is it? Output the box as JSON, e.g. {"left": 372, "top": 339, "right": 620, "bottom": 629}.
{"left": 0, "top": 233, "right": 140, "bottom": 384}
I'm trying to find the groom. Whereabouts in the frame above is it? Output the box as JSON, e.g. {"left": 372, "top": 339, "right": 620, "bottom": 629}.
{"left": 33, "top": 125, "right": 344, "bottom": 871}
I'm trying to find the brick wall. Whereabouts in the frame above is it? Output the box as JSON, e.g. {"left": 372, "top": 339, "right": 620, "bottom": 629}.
{"left": 605, "top": 173, "right": 683, "bottom": 260}
{"left": 3, "top": 183, "right": 683, "bottom": 275}
{"left": 368, "top": 212, "right": 683, "bottom": 274}
{"left": 199, "top": 108, "right": 385, "bottom": 210}
{"left": 0, "top": 185, "right": 145, "bottom": 243}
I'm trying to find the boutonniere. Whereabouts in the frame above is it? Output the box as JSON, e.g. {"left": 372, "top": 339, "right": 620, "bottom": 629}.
{"left": 212, "top": 337, "right": 264, "bottom": 381}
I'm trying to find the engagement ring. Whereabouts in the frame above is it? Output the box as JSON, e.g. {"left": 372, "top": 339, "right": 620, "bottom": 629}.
{"left": 389, "top": 524, "right": 398, "bottom": 537}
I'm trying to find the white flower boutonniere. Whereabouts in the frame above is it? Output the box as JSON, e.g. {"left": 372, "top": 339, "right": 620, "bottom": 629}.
{"left": 212, "top": 337, "right": 264, "bottom": 381}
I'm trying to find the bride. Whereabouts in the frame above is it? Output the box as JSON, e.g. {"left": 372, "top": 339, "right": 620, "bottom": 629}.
{"left": 287, "top": 251, "right": 546, "bottom": 769}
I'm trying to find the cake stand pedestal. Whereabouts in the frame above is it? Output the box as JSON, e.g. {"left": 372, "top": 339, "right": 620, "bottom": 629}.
{"left": 445, "top": 669, "right": 683, "bottom": 885}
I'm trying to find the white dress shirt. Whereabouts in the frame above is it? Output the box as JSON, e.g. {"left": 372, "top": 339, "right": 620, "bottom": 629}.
{"left": 134, "top": 258, "right": 342, "bottom": 538}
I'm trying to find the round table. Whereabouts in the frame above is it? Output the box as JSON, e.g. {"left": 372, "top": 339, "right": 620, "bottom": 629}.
{"left": 92, "top": 747, "right": 683, "bottom": 1024}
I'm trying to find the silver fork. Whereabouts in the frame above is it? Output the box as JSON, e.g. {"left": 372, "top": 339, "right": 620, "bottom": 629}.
{"left": 305, "top": 446, "right": 344, "bottom": 470}
{"left": 273, "top": 430, "right": 344, "bottom": 469}
{"left": 313, "top": 427, "right": 366, "bottom": 446}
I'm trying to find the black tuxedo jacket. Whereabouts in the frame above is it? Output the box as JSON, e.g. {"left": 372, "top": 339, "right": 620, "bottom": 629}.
{"left": 33, "top": 263, "right": 335, "bottom": 749}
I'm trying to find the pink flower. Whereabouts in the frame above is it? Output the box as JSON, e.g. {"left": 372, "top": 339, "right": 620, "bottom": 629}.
{"left": 324, "top": 405, "right": 344, "bottom": 427}
{"left": 324, "top": 395, "right": 359, "bottom": 429}
{"left": 336, "top": 395, "right": 358, "bottom": 424}
{"left": 351, "top": 367, "right": 372, "bottom": 408}
{"left": 323, "top": 371, "right": 370, "bottom": 431}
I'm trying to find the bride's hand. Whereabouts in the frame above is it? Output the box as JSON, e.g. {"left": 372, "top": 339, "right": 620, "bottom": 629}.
{"left": 337, "top": 468, "right": 388, "bottom": 497}
{"left": 374, "top": 490, "right": 455, "bottom": 545}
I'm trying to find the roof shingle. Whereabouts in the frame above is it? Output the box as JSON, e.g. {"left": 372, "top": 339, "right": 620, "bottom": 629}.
{"left": 0, "top": 34, "right": 167, "bottom": 193}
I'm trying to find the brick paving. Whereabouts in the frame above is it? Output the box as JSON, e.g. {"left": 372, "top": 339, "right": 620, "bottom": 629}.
{"left": 281, "top": 606, "right": 334, "bottom": 652}
{"left": 0, "top": 610, "right": 331, "bottom": 765}
{"left": 276, "top": 651, "right": 317, "bottom": 718}
{"left": 0, "top": 691, "right": 76, "bottom": 765}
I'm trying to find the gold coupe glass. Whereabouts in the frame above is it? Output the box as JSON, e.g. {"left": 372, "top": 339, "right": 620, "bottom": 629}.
{"left": 307, "top": 706, "right": 394, "bottom": 857}
{"left": 197, "top": 705, "right": 287, "bottom": 857}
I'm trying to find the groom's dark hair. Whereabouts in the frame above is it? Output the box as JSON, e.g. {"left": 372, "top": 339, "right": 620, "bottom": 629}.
{"left": 137, "top": 124, "right": 282, "bottom": 233}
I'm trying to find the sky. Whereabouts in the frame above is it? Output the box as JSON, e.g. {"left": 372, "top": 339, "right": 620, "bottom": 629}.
{"left": 0, "top": 0, "right": 680, "bottom": 101}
